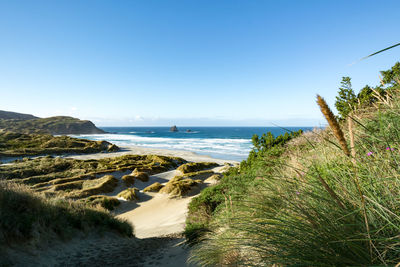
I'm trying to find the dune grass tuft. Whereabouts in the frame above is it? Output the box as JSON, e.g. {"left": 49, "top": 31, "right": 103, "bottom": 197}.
{"left": 177, "top": 162, "right": 219, "bottom": 174}
{"left": 160, "top": 176, "right": 201, "bottom": 197}
{"left": 143, "top": 182, "right": 164, "bottom": 193}
{"left": 117, "top": 188, "right": 139, "bottom": 201}
{"left": 68, "top": 175, "right": 118, "bottom": 198}
{"left": 130, "top": 169, "right": 149, "bottom": 182}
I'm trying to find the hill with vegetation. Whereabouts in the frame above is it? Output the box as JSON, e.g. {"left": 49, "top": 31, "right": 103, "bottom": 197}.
{"left": 186, "top": 62, "right": 400, "bottom": 266}
{"left": 0, "top": 110, "right": 38, "bottom": 120}
{"left": 0, "top": 111, "right": 105, "bottom": 135}
{"left": 0, "top": 131, "right": 118, "bottom": 158}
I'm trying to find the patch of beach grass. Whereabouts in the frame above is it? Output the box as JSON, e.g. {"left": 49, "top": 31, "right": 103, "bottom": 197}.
{"left": 143, "top": 182, "right": 164, "bottom": 193}
{"left": 0, "top": 180, "right": 132, "bottom": 247}
{"left": 82, "top": 195, "right": 121, "bottom": 210}
{"left": 67, "top": 175, "right": 118, "bottom": 198}
{"left": 177, "top": 162, "right": 219, "bottom": 174}
{"left": 117, "top": 188, "right": 139, "bottom": 201}
{"left": 160, "top": 176, "right": 202, "bottom": 197}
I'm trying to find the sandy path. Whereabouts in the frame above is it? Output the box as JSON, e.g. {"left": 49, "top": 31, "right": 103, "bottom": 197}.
{"left": 118, "top": 194, "right": 194, "bottom": 238}
{"left": 5, "top": 233, "right": 194, "bottom": 267}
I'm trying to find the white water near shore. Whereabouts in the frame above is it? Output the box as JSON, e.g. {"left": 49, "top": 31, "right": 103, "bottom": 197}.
{"left": 72, "top": 133, "right": 251, "bottom": 161}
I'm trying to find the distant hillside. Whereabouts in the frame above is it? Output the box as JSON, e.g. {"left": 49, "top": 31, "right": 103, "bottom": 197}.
{"left": 0, "top": 110, "right": 38, "bottom": 120}
{"left": 0, "top": 111, "right": 105, "bottom": 135}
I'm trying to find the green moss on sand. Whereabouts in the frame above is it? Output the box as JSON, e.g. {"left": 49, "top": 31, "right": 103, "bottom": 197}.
{"left": 0, "top": 131, "right": 118, "bottom": 158}
{"left": 68, "top": 175, "right": 118, "bottom": 198}
{"left": 122, "top": 175, "right": 135, "bottom": 186}
{"left": 177, "top": 162, "right": 219, "bottom": 174}
{"left": 143, "top": 182, "right": 164, "bottom": 193}
{"left": 117, "top": 188, "right": 139, "bottom": 201}
{"left": 160, "top": 176, "right": 202, "bottom": 197}
{"left": 131, "top": 168, "right": 149, "bottom": 182}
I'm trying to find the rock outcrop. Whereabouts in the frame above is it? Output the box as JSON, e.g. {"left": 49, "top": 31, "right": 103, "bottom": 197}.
{"left": 170, "top": 125, "right": 178, "bottom": 132}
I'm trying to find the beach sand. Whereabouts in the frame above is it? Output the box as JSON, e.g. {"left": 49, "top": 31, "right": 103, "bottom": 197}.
{"left": 69, "top": 145, "right": 239, "bottom": 165}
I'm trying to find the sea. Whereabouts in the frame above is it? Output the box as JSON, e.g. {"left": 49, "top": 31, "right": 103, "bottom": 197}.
{"left": 74, "top": 127, "right": 314, "bottom": 161}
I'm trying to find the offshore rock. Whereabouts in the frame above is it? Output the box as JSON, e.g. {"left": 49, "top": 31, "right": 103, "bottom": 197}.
{"left": 170, "top": 125, "right": 178, "bottom": 132}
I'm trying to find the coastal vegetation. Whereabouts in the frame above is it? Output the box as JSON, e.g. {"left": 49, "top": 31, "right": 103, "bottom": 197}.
{"left": 187, "top": 62, "right": 400, "bottom": 265}
{"left": 0, "top": 154, "right": 186, "bottom": 207}
{"left": 177, "top": 162, "right": 219, "bottom": 174}
{"left": 117, "top": 188, "right": 139, "bottom": 201}
{"left": 143, "top": 182, "right": 164, "bottom": 192}
{"left": 0, "top": 131, "right": 118, "bottom": 158}
{"left": 0, "top": 180, "right": 132, "bottom": 247}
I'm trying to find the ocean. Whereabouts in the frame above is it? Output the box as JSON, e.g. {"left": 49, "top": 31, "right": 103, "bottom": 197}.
{"left": 74, "top": 127, "right": 314, "bottom": 161}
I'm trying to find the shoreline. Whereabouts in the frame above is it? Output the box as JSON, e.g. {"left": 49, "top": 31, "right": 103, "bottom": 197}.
{"left": 69, "top": 145, "right": 240, "bottom": 165}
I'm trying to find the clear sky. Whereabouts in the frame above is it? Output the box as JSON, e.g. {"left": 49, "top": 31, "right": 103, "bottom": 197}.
{"left": 0, "top": 0, "right": 399, "bottom": 126}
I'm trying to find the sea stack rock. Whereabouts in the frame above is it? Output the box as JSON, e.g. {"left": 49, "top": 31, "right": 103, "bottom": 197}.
{"left": 170, "top": 125, "right": 178, "bottom": 132}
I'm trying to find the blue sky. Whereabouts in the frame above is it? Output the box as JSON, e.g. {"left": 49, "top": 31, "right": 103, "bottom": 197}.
{"left": 0, "top": 0, "right": 399, "bottom": 126}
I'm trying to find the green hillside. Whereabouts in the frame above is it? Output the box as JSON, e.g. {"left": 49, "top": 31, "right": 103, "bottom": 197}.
{"left": 0, "top": 113, "right": 105, "bottom": 135}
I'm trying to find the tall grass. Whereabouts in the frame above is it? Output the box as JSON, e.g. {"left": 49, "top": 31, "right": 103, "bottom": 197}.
{"left": 189, "top": 91, "right": 400, "bottom": 266}
{"left": 0, "top": 180, "right": 133, "bottom": 246}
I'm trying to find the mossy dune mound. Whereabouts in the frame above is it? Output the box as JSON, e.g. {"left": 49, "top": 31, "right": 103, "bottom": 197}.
{"left": 117, "top": 188, "right": 139, "bottom": 201}
{"left": 160, "top": 176, "right": 202, "bottom": 197}
{"left": 131, "top": 168, "right": 149, "bottom": 182}
{"left": 1, "top": 154, "right": 185, "bottom": 185}
{"left": 1, "top": 154, "right": 186, "bottom": 201}
{"left": 67, "top": 175, "right": 118, "bottom": 198}
{"left": 177, "top": 162, "right": 219, "bottom": 174}
{"left": 82, "top": 195, "right": 121, "bottom": 210}
{"left": 0, "top": 131, "right": 118, "bottom": 158}
{"left": 180, "top": 170, "right": 215, "bottom": 181}
{"left": 122, "top": 175, "right": 136, "bottom": 186}
{"left": 143, "top": 182, "right": 164, "bottom": 193}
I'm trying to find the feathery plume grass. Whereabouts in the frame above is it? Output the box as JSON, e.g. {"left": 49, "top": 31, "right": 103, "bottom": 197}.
{"left": 316, "top": 95, "right": 350, "bottom": 156}
{"left": 348, "top": 115, "right": 356, "bottom": 164}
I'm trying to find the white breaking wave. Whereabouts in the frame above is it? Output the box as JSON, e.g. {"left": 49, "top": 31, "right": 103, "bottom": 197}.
{"left": 73, "top": 134, "right": 252, "bottom": 160}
